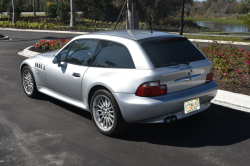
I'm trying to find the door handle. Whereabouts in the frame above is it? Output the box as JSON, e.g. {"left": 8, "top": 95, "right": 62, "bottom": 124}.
{"left": 72, "top": 72, "right": 81, "bottom": 77}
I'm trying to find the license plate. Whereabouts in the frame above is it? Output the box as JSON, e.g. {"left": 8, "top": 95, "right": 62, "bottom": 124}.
{"left": 184, "top": 98, "right": 200, "bottom": 114}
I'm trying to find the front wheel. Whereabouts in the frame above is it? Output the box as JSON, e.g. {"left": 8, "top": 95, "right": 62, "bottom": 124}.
{"left": 90, "top": 89, "right": 130, "bottom": 136}
{"left": 21, "top": 66, "right": 39, "bottom": 98}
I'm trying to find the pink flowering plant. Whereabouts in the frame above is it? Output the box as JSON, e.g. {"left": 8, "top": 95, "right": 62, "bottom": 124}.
{"left": 199, "top": 42, "right": 250, "bottom": 85}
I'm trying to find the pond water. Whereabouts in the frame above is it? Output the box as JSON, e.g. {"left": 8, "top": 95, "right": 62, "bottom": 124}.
{"left": 195, "top": 21, "right": 250, "bottom": 32}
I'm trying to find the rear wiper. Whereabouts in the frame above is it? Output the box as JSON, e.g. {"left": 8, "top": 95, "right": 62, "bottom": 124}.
{"left": 160, "top": 61, "right": 190, "bottom": 67}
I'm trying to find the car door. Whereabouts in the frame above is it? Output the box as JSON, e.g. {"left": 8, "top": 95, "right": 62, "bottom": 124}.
{"left": 46, "top": 39, "right": 99, "bottom": 101}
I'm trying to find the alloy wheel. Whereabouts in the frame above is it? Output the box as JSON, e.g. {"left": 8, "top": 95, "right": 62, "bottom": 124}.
{"left": 22, "top": 70, "right": 34, "bottom": 95}
{"left": 92, "top": 95, "right": 115, "bottom": 131}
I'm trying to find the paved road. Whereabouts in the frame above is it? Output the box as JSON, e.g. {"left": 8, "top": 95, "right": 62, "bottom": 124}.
{"left": 1, "top": 30, "right": 250, "bottom": 166}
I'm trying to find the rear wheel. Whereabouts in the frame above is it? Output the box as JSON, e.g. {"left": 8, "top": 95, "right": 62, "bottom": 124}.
{"left": 21, "top": 66, "right": 39, "bottom": 98}
{"left": 90, "top": 89, "right": 130, "bottom": 136}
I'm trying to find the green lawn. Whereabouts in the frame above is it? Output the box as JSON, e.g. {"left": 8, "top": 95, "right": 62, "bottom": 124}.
{"left": 199, "top": 31, "right": 250, "bottom": 36}
{"left": 184, "top": 17, "right": 244, "bottom": 24}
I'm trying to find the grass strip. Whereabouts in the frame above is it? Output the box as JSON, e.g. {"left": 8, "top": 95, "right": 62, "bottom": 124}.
{"left": 184, "top": 17, "right": 244, "bottom": 24}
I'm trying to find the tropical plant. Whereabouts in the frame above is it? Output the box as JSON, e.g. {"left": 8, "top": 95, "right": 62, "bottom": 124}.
{"left": 7, "top": 4, "right": 22, "bottom": 18}
{"left": 57, "top": 1, "right": 70, "bottom": 20}
{"left": 0, "top": 5, "right": 4, "bottom": 15}
{"left": 45, "top": 2, "right": 57, "bottom": 18}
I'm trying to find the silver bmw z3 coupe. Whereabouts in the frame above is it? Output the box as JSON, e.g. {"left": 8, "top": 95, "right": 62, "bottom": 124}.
{"left": 20, "top": 30, "right": 218, "bottom": 136}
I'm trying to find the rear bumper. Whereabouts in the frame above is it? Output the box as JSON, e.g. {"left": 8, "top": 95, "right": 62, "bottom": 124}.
{"left": 113, "top": 80, "right": 218, "bottom": 123}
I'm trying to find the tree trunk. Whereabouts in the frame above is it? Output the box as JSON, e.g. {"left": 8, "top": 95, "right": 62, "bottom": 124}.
{"left": 12, "top": 0, "right": 17, "bottom": 23}
{"left": 126, "top": 0, "right": 139, "bottom": 29}
{"left": 33, "top": 0, "right": 36, "bottom": 16}
{"left": 70, "top": 0, "right": 76, "bottom": 27}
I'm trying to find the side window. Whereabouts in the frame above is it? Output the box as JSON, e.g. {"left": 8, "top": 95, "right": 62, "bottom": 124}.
{"left": 65, "top": 39, "right": 99, "bottom": 66}
{"left": 57, "top": 42, "right": 73, "bottom": 62}
{"left": 91, "top": 40, "right": 135, "bottom": 68}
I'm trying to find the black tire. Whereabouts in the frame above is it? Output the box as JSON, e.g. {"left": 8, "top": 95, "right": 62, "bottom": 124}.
{"left": 90, "top": 89, "right": 130, "bottom": 136}
{"left": 21, "top": 66, "right": 40, "bottom": 98}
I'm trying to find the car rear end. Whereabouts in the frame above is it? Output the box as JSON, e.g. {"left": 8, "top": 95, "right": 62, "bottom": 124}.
{"left": 114, "top": 36, "right": 218, "bottom": 123}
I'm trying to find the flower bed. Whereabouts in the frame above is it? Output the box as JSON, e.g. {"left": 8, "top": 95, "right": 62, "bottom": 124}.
{"left": 198, "top": 42, "right": 250, "bottom": 95}
{"left": 29, "top": 39, "right": 71, "bottom": 53}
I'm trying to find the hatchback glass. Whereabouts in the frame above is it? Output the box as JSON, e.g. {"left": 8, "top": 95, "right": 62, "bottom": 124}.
{"left": 140, "top": 37, "right": 206, "bottom": 68}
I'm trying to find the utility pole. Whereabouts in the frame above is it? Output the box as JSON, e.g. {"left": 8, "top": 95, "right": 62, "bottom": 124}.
{"left": 33, "top": 0, "right": 36, "bottom": 16}
{"left": 70, "top": 0, "right": 76, "bottom": 27}
{"left": 12, "top": 0, "right": 17, "bottom": 23}
{"left": 180, "top": 0, "right": 185, "bottom": 35}
{"left": 126, "top": 0, "right": 139, "bottom": 29}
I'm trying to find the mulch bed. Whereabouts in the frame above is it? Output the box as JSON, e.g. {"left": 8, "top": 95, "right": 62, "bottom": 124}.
{"left": 213, "top": 70, "right": 250, "bottom": 96}
{"left": 29, "top": 46, "right": 250, "bottom": 96}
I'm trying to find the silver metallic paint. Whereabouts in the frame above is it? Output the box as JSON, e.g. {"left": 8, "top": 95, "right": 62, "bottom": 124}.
{"left": 20, "top": 30, "right": 218, "bottom": 124}
{"left": 113, "top": 81, "right": 218, "bottom": 123}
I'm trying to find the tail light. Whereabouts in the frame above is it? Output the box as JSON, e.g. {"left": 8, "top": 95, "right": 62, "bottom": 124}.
{"left": 206, "top": 69, "right": 213, "bottom": 83}
{"left": 136, "top": 81, "right": 167, "bottom": 97}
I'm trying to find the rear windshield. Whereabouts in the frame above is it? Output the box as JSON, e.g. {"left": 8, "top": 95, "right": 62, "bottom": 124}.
{"left": 140, "top": 37, "right": 206, "bottom": 68}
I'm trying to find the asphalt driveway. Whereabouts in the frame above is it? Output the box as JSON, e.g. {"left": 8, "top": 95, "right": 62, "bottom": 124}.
{"left": 1, "top": 29, "right": 250, "bottom": 166}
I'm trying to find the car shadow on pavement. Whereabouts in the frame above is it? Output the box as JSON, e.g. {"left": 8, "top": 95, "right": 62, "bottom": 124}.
{"left": 115, "top": 104, "right": 250, "bottom": 147}
{"left": 36, "top": 94, "right": 250, "bottom": 147}
{"left": 37, "top": 93, "right": 92, "bottom": 121}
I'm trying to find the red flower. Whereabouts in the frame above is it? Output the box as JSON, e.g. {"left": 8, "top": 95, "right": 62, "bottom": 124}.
{"left": 237, "top": 70, "right": 241, "bottom": 74}
{"left": 224, "top": 73, "right": 228, "bottom": 76}
{"left": 231, "top": 55, "right": 236, "bottom": 57}
{"left": 243, "top": 75, "right": 247, "bottom": 78}
{"left": 229, "top": 62, "right": 232, "bottom": 65}
{"left": 239, "top": 48, "right": 244, "bottom": 52}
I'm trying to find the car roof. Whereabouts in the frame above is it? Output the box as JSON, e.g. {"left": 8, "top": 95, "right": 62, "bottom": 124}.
{"left": 82, "top": 30, "right": 182, "bottom": 41}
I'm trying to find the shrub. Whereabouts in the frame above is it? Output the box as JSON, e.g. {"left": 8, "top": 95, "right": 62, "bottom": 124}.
{"left": 0, "top": 5, "right": 4, "bottom": 15}
{"left": 57, "top": 1, "right": 70, "bottom": 21}
{"left": 45, "top": 3, "right": 57, "bottom": 18}
{"left": 7, "top": 4, "right": 22, "bottom": 18}
{"left": 199, "top": 42, "right": 249, "bottom": 85}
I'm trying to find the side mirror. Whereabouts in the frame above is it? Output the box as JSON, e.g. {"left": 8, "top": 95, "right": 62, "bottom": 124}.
{"left": 52, "top": 56, "right": 61, "bottom": 67}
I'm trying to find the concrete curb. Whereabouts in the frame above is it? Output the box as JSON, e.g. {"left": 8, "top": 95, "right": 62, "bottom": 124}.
{"left": 211, "top": 90, "right": 250, "bottom": 113}
{"left": 0, "top": 27, "right": 90, "bottom": 34}
{"left": 19, "top": 45, "right": 250, "bottom": 113}
{"left": 18, "top": 46, "right": 40, "bottom": 58}
{"left": 189, "top": 39, "right": 250, "bottom": 46}
{"left": 0, "top": 35, "right": 9, "bottom": 40}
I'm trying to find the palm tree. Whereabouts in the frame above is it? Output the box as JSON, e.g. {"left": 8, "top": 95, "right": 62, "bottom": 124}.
{"left": 70, "top": 0, "right": 76, "bottom": 27}
{"left": 12, "top": 0, "right": 17, "bottom": 23}
{"left": 33, "top": 0, "right": 36, "bottom": 16}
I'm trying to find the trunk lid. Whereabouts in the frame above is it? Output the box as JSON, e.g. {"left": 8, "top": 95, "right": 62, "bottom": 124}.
{"left": 156, "top": 59, "right": 212, "bottom": 93}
